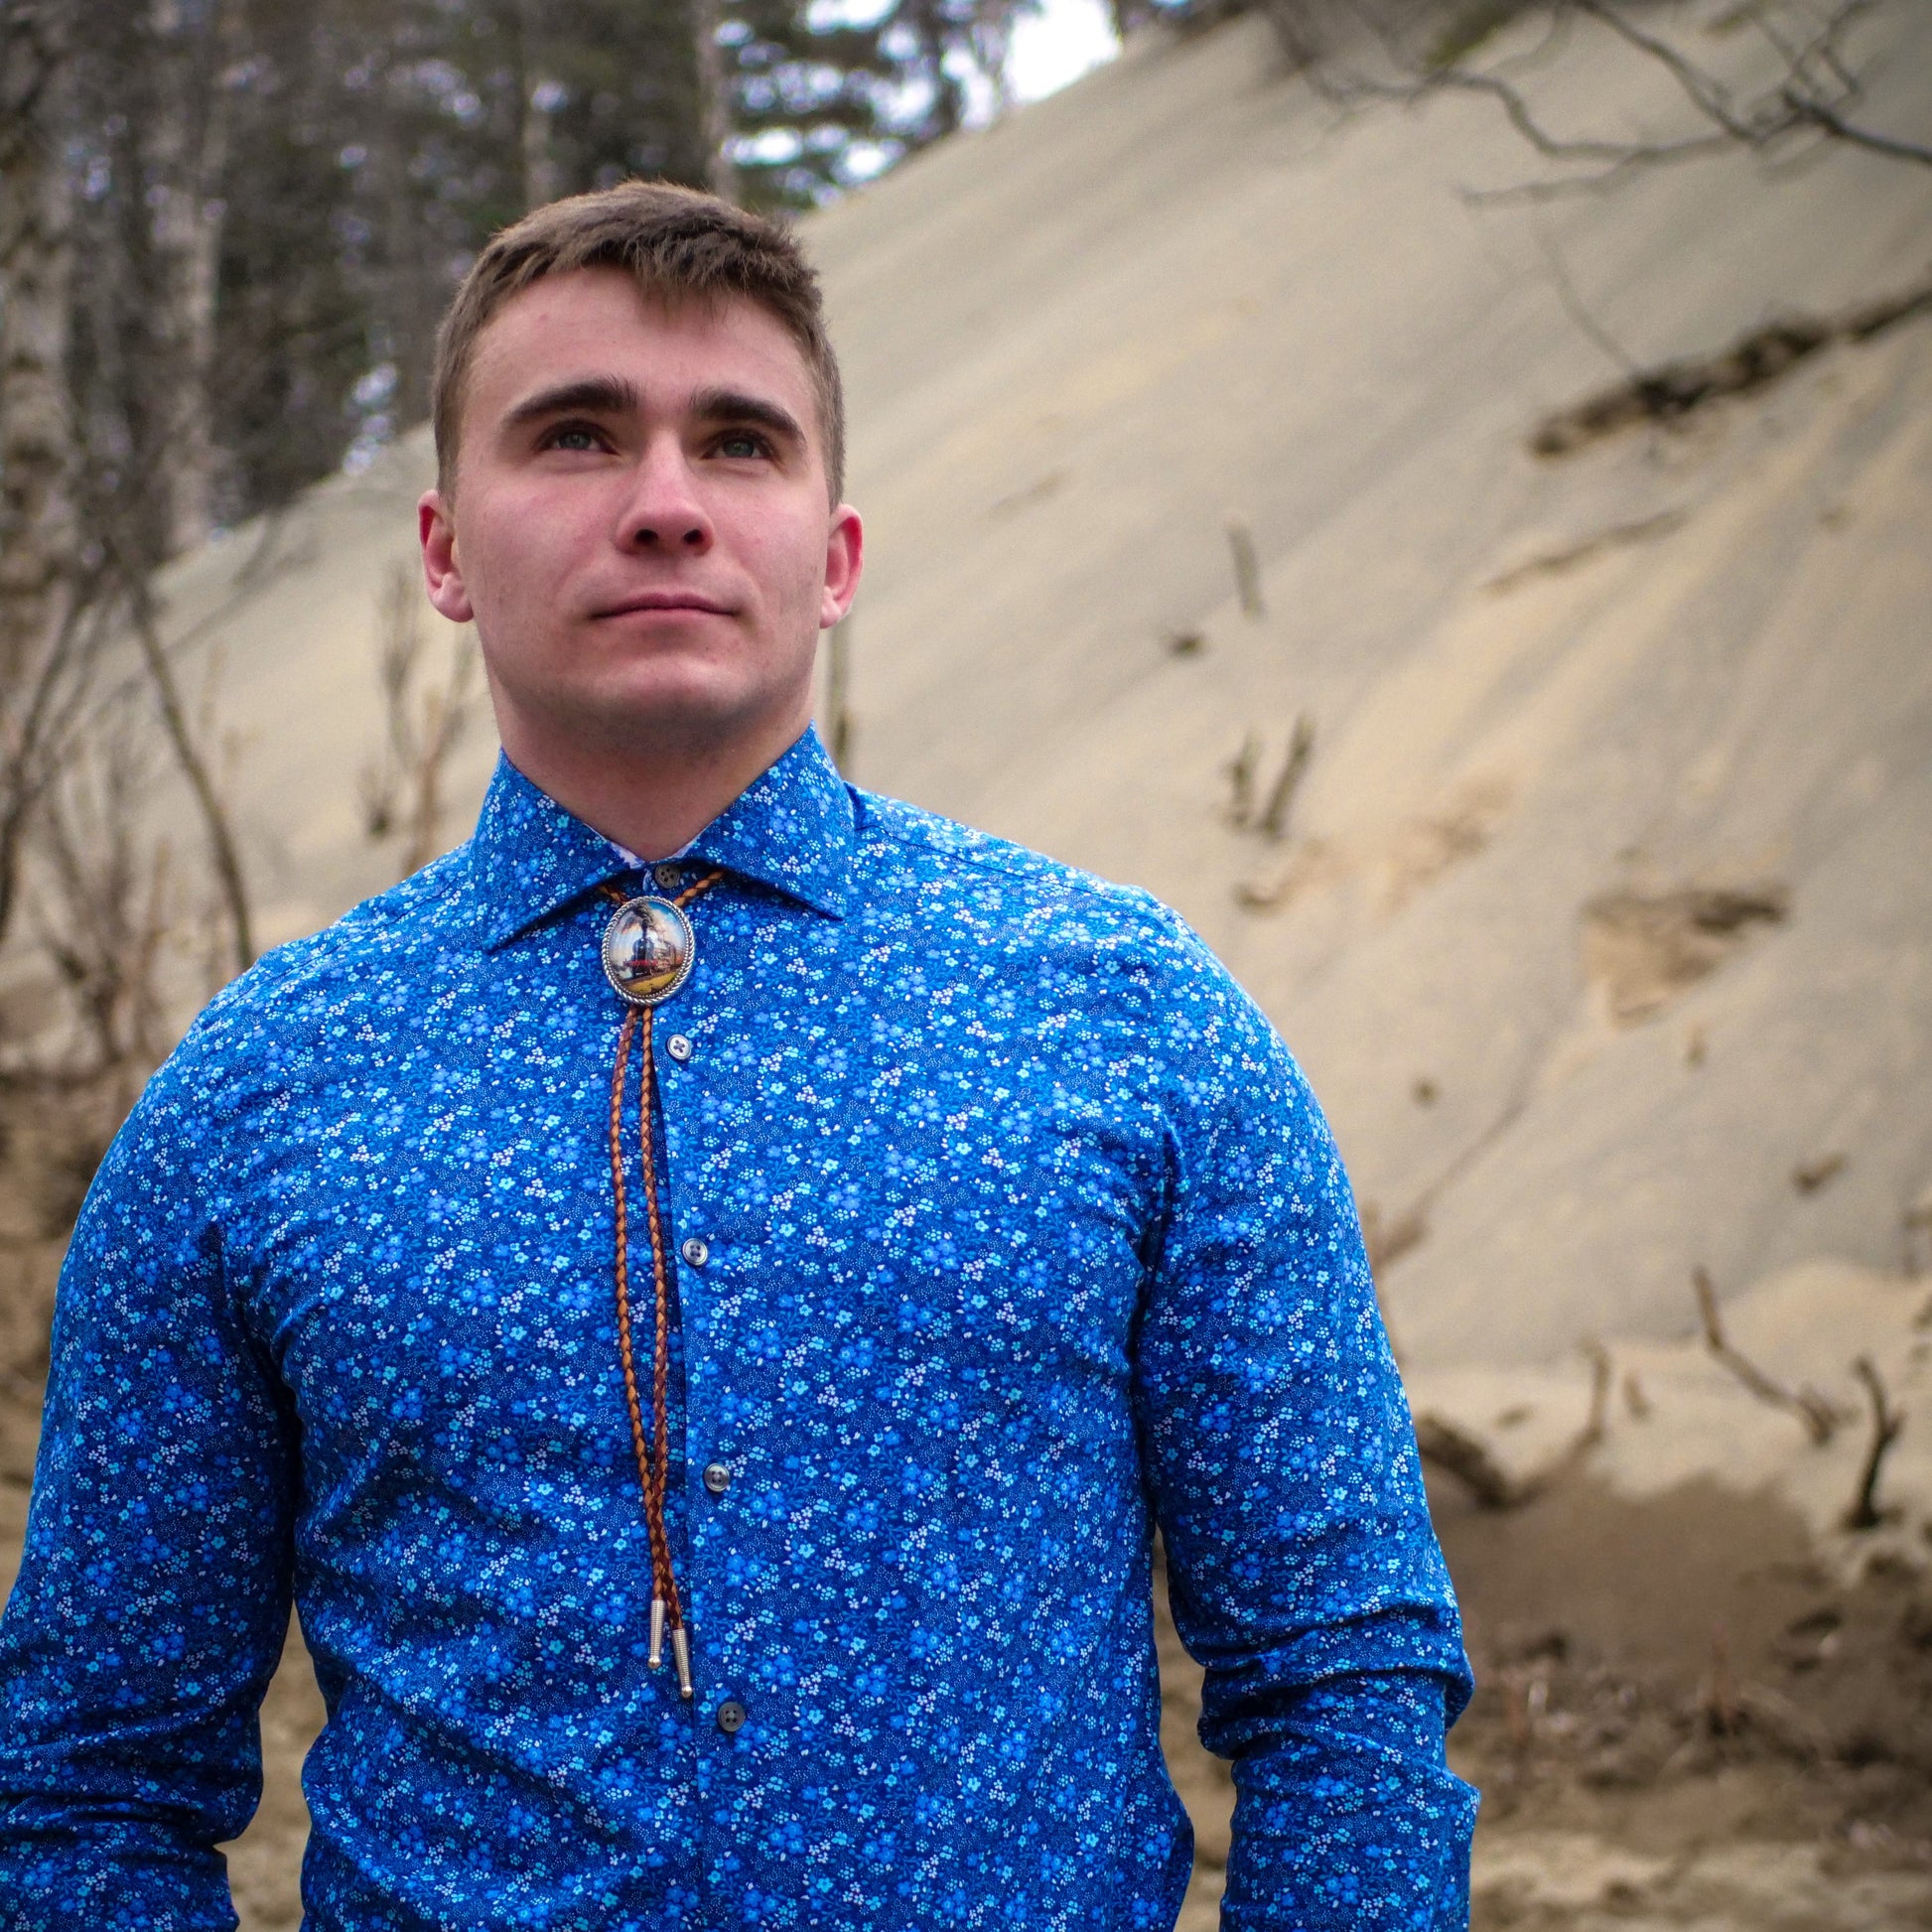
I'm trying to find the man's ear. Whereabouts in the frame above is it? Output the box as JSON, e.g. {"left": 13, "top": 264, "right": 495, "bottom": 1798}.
{"left": 819, "top": 504, "right": 864, "bottom": 629}
{"left": 419, "top": 490, "right": 475, "bottom": 625}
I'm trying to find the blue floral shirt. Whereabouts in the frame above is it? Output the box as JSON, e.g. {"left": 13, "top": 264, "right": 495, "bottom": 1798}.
{"left": 0, "top": 728, "right": 1474, "bottom": 1930}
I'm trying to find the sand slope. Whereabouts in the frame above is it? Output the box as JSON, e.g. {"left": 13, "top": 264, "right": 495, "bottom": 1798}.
{"left": 129, "top": 6, "right": 1932, "bottom": 1378}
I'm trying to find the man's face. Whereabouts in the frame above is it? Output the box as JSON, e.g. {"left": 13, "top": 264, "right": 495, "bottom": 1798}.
{"left": 419, "top": 267, "right": 861, "bottom": 769}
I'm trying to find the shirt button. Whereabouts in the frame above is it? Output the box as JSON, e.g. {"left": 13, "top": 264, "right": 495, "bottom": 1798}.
{"left": 654, "top": 864, "right": 683, "bottom": 892}
{"left": 681, "top": 1236, "right": 709, "bottom": 1268}
{"left": 703, "top": 1462, "right": 731, "bottom": 1495}
{"left": 666, "top": 1034, "right": 694, "bottom": 1063}
{"left": 716, "top": 1699, "right": 748, "bottom": 1734}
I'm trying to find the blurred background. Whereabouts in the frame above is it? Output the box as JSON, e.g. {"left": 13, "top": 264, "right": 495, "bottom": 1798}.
{"left": 2, "top": 1, "right": 1930, "bottom": 1924}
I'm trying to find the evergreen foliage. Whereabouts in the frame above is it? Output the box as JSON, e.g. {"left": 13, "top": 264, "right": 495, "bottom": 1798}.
{"left": 46, "top": 0, "right": 1060, "bottom": 543}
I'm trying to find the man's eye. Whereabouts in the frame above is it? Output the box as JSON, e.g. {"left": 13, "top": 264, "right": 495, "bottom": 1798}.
{"left": 716, "top": 431, "right": 770, "bottom": 461}
{"left": 542, "top": 423, "right": 604, "bottom": 452}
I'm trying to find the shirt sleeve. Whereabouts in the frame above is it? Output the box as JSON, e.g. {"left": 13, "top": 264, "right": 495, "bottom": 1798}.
{"left": 1132, "top": 930, "right": 1477, "bottom": 1930}
{"left": 0, "top": 1026, "right": 297, "bottom": 1931}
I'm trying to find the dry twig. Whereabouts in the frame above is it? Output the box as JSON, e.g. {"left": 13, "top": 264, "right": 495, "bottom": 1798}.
{"left": 120, "top": 552, "right": 254, "bottom": 974}
{"left": 1701, "top": 1622, "right": 1740, "bottom": 1734}
{"left": 825, "top": 617, "right": 855, "bottom": 772}
{"left": 1694, "top": 1266, "right": 1839, "bottom": 1445}
{"left": 1792, "top": 1151, "right": 1847, "bottom": 1194}
{"left": 359, "top": 564, "right": 480, "bottom": 878}
{"left": 1223, "top": 732, "right": 1259, "bottom": 828}
{"left": 1258, "top": 713, "right": 1315, "bottom": 842}
{"left": 1361, "top": 1197, "right": 1428, "bottom": 1273}
{"left": 1900, "top": 1192, "right": 1932, "bottom": 1277}
{"left": 1841, "top": 1354, "right": 1904, "bottom": 1531}
{"left": 1529, "top": 275, "right": 1932, "bottom": 456}
{"left": 1416, "top": 1341, "right": 1610, "bottom": 1509}
{"left": 1413, "top": 1412, "right": 1520, "bottom": 1509}
{"left": 1278, "top": 0, "right": 1932, "bottom": 203}
{"left": 1225, "top": 517, "right": 1264, "bottom": 620}
{"left": 27, "top": 703, "right": 178, "bottom": 1077}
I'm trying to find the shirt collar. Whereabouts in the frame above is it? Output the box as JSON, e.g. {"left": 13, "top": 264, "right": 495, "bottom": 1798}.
{"left": 472, "top": 726, "right": 853, "bottom": 952}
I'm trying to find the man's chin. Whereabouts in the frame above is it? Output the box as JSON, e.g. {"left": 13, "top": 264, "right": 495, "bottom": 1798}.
{"left": 540, "top": 675, "right": 805, "bottom": 764}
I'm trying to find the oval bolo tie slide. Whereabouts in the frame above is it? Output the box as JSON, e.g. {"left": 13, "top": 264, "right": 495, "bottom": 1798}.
{"left": 602, "top": 896, "right": 696, "bottom": 1007}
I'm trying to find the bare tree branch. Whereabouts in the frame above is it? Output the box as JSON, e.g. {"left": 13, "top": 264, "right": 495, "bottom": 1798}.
{"left": 1531, "top": 215, "right": 1641, "bottom": 373}
{"left": 1577, "top": 0, "right": 1752, "bottom": 136}
{"left": 0, "top": 590, "right": 117, "bottom": 951}
{"left": 1416, "top": 1340, "right": 1610, "bottom": 1509}
{"left": 117, "top": 545, "right": 255, "bottom": 974}
{"left": 0, "top": 0, "right": 86, "bottom": 957}
{"left": 1258, "top": 713, "right": 1316, "bottom": 841}
{"left": 1280, "top": 0, "right": 1932, "bottom": 207}
{"left": 1694, "top": 1266, "right": 1841, "bottom": 1445}
{"left": 27, "top": 696, "right": 177, "bottom": 1076}
{"left": 1785, "top": 92, "right": 1932, "bottom": 168}
{"left": 0, "top": 0, "right": 76, "bottom": 688}
{"left": 358, "top": 562, "right": 482, "bottom": 882}
{"left": 1841, "top": 1354, "right": 1904, "bottom": 1530}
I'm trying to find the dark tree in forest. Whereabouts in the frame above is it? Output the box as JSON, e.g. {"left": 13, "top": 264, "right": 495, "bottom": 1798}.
{"left": 30, "top": 0, "right": 1048, "bottom": 542}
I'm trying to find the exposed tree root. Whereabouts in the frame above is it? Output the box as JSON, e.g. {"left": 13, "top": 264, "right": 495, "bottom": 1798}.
{"left": 1531, "top": 273, "right": 1932, "bottom": 457}
{"left": 1417, "top": 1341, "right": 1611, "bottom": 1509}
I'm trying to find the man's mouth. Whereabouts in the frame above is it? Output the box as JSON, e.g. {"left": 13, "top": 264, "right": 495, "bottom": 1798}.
{"left": 593, "top": 591, "right": 735, "bottom": 619}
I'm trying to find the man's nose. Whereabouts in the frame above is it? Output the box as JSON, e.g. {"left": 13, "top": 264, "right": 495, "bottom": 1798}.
{"left": 617, "top": 436, "right": 714, "bottom": 553}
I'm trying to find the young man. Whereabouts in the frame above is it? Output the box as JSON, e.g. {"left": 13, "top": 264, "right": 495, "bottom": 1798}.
{"left": 0, "top": 183, "right": 1475, "bottom": 1928}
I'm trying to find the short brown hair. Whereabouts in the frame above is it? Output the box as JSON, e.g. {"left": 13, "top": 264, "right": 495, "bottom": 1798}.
{"left": 431, "top": 180, "right": 846, "bottom": 502}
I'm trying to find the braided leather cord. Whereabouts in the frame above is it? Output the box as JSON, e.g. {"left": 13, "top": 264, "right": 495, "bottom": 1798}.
{"left": 601, "top": 870, "right": 723, "bottom": 1675}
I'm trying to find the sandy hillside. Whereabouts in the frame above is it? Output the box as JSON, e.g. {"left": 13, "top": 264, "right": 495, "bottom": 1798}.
{"left": 3, "top": 2, "right": 1932, "bottom": 1925}
{"left": 91, "top": 0, "right": 1932, "bottom": 1378}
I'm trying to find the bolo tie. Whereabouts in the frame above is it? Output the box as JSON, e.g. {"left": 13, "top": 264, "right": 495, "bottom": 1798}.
{"left": 599, "top": 864, "right": 722, "bottom": 1700}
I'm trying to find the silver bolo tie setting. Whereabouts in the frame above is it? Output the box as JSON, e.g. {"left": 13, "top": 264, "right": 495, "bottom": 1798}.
{"left": 600, "top": 866, "right": 721, "bottom": 1701}
{"left": 602, "top": 893, "right": 698, "bottom": 1008}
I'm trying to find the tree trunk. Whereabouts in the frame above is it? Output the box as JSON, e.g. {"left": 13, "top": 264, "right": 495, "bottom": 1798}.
{"left": 364, "top": 50, "right": 440, "bottom": 440}
{"left": 0, "top": 0, "right": 76, "bottom": 689}
{"left": 144, "top": 0, "right": 240, "bottom": 556}
{"left": 689, "top": 0, "right": 740, "bottom": 201}
{"left": 507, "top": 0, "right": 563, "bottom": 212}
{"left": 0, "top": 0, "right": 80, "bottom": 952}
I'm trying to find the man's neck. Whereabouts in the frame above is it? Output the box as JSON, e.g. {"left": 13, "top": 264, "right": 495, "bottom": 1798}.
{"left": 497, "top": 703, "right": 812, "bottom": 864}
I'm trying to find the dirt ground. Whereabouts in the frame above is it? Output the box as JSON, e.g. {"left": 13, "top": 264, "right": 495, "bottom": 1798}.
{"left": 1160, "top": 1465, "right": 1932, "bottom": 1932}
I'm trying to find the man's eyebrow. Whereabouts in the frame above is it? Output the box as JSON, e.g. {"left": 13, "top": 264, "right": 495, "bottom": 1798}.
{"left": 689, "top": 387, "right": 805, "bottom": 446}
{"left": 503, "top": 374, "right": 641, "bottom": 429}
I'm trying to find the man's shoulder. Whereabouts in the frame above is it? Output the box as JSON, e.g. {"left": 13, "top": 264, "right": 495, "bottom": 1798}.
{"left": 175, "top": 847, "right": 471, "bottom": 1052}
{"left": 98, "top": 852, "right": 469, "bottom": 1179}
{"left": 851, "top": 787, "right": 1290, "bottom": 1088}
{"left": 853, "top": 787, "right": 1179, "bottom": 935}
{"left": 848, "top": 786, "right": 1256, "bottom": 1009}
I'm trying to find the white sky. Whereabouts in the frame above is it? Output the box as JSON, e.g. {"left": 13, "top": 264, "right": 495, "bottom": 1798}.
{"left": 1006, "top": 0, "right": 1120, "bottom": 104}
